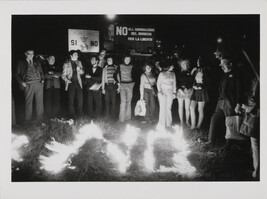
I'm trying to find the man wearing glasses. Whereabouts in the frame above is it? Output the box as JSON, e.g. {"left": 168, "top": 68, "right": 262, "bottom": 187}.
{"left": 15, "top": 49, "right": 44, "bottom": 126}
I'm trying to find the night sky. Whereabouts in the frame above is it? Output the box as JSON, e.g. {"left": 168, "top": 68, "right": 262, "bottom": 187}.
{"left": 12, "top": 15, "right": 259, "bottom": 62}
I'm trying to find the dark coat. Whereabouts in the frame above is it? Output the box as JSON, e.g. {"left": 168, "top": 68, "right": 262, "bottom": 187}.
{"left": 15, "top": 59, "right": 44, "bottom": 90}
{"left": 219, "top": 70, "right": 242, "bottom": 108}
{"left": 84, "top": 65, "right": 103, "bottom": 90}
{"left": 42, "top": 63, "right": 61, "bottom": 89}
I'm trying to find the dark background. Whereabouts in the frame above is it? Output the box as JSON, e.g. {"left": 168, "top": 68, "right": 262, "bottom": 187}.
{"left": 12, "top": 15, "right": 259, "bottom": 62}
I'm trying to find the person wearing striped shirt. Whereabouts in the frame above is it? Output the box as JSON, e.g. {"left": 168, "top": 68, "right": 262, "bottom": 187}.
{"left": 102, "top": 56, "right": 118, "bottom": 120}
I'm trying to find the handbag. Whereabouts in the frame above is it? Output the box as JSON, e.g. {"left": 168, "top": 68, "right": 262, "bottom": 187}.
{"left": 144, "top": 73, "right": 158, "bottom": 96}
{"left": 240, "top": 114, "right": 259, "bottom": 138}
{"left": 225, "top": 115, "right": 248, "bottom": 140}
{"left": 134, "top": 99, "right": 146, "bottom": 116}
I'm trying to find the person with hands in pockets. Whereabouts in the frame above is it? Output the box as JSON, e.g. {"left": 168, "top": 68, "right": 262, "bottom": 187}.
{"left": 15, "top": 49, "right": 45, "bottom": 125}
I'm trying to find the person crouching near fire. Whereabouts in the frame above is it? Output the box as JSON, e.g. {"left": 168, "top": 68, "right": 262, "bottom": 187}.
{"left": 102, "top": 56, "right": 118, "bottom": 121}
{"left": 114, "top": 54, "right": 135, "bottom": 123}
{"left": 157, "top": 59, "right": 177, "bottom": 128}
{"left": 62, "top": 50, "right": 84, "bottom": 119}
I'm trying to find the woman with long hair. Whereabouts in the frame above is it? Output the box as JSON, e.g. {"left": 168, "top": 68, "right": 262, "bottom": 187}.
{"left": 157, "top": 60, "right": 177, "bottom": 127}
{"left": 140, "top": 63, "right": 157, "bottom": 123}
{"left": 177, "top": 59, "right": 194, "bottom": 127}
{"left": 190, "top": 57, "right": 209, "bottom": 129}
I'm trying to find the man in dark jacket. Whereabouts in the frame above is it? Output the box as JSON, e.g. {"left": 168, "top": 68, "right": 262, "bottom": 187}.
{"left": 85, "top": 56, "right": 103, "bottom": 119}
{"left": 15, "top": 49, "right": 44, "bottom": 125}
{"left": 206, "top": 58, "right": 242, "bottom": 146}
{"left": 42, "top": 55, "right": 61, "bottom": 119}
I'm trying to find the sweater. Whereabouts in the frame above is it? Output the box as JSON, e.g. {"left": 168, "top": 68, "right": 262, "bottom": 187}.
{"left": 157, "top": 71, "right": 176, "bottom": 93}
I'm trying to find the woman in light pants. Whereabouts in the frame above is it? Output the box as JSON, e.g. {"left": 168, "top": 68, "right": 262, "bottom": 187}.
{"left": 157, "top": 63, "right": 176, "bottom": 127}
{"left": 251, "top": 137, "right": 259, "bottom": 178}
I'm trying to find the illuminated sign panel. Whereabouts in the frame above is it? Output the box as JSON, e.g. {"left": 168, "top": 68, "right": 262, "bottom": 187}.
{"left": 115, "top": 26, "right": 155, "bottom": 53}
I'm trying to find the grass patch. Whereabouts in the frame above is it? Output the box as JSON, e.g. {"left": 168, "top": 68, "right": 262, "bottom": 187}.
{"left": 12, "top": 118, "right": 256, "bottom": 181}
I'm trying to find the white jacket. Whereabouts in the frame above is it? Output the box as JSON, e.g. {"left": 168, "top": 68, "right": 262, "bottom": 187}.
{"left": 62, "top": 60, "right": 84, "bottom": 91}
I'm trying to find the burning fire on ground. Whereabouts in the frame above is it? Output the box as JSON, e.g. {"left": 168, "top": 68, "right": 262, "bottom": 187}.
{"left": 12, "top": 120, "right": 196, "bottom": 177}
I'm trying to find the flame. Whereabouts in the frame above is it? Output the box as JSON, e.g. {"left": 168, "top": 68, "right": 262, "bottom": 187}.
{"left": 105, "top": 124, "right": 141, "bottom": 173}
{"left": 143, "top": 124, "right": 196, "bottom": 175}
{"left": 120, "top": 125, "right": 140, "bottom": 149}
{"left": 38, "top": 121, "right": 196, "bottom": 176}
{"left": 39, "top": 121, "right": 134, "bottom": 174}
{"left": 105, "top": 142, "right": 131, "bottom": 173}
{"left": 12, "top": 134, "right": 29, "bottom": 162}
{"left": 39, "top": 122, "right": 104, "bottom": 174}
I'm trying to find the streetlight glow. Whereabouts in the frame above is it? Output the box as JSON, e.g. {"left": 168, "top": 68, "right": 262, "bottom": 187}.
{"left": 106, "top": 14, "right": 116, "bottom": 20}
{"left": 217, "top": 37, "right": 223, "bottom": 43}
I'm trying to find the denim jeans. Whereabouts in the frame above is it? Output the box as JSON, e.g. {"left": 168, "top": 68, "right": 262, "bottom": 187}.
{"left": 104, "top": 83, "right": 117, "bottom": 119}
{"left": 158, "top": 89, "right": 173, "bottom": 127}
{"left": 119, "top": 82, "right": 135, "bottom": 122}
{"left": 68, "top": 83, "right": 83, "bottom": 117}
{"left": 87, "top": 90, "right": 102, "bottom": 119}
{"left": 144, "top": 88, "right": 156, "bottom": 121}
{"left": 44, "top": 88, "right": 60, "bottom": 119}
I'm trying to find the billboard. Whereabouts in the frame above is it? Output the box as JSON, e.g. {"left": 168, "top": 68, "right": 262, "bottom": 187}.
{"left": 115, "top": 25, "right": 155, "bottom": 53}
{"left": 68, "top": 29, "right": 99, "bottom": 53}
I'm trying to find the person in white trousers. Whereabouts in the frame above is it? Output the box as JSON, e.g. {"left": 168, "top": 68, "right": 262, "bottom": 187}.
{"left": 157, "top": 61, "right": 177, "bottom": 127}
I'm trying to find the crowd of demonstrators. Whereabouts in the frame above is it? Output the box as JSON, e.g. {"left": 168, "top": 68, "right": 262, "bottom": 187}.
{"left": 13, "top": 46, "right": 260, "bottom": 178}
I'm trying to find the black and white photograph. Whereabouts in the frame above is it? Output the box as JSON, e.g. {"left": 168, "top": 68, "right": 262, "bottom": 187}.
{"left": 1, "top": 0, "right": 267, "bottom": 199}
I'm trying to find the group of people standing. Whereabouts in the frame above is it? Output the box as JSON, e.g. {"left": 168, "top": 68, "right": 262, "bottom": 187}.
{"left": 13, "top": 48, "right": 243, "bottom": 130}
{"left": 140, "top": 57, "right": 209, "bottom": 130}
